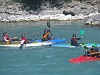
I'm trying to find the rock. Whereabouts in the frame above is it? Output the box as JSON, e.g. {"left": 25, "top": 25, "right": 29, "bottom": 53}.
{"left": 0, "top": 0, "right": 100, "bottom": 22}
{"left": 86, "top": 13, "right": 100, "bottom": 27}
{"left": 7, "top": 5, "right": 14, "bottom": 9}
{"left": 63, "top": 11, "right": 75, "bottom": 16}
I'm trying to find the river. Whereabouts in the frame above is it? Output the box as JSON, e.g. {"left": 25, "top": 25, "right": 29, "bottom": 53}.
{"left": 0, "top": 20, "right": 100, "bottom": 75}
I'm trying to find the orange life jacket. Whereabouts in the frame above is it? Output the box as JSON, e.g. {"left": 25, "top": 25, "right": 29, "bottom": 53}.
{"left": 42, "top": 32, "right": 50, "bottom": 39}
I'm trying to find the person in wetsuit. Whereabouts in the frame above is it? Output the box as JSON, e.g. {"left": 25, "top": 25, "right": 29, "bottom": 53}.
{"left": 42, "top": 29, "right": 52, "bottom": 41}
{"left": 2, "top": 32, "right": 11, "bottom": 44}
{"left": 86, "top": 43, "right": 100, "bottom": 57}
{"left": 20, "top": 33, "right": 27, "bottom": 46}
{"left": 71, "top": 34, "right": 82, "bottom": 46}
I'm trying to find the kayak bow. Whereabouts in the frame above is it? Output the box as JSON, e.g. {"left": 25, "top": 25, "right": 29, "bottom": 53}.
{"left": 51, "top": 43, "right": 100, "bottom": 48}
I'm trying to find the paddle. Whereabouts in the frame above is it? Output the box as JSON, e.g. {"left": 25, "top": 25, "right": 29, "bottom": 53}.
{"left": 80, "top": 30, "right": 84, "bottom": 43}
{"left": 19, "top": 44, "right": 23, "bottom": 49}
{"left": 11, "top": 36, "right": 20, "bottom": 41}
{"left": 19, "top": 41, "right": 26, "bottom": 49}
{"left": 13, "top": 36, "right": 17, "bottom": 39}
{"left": 80, "top": 30, "right": 84, "bottom": 37}
{"left": 84, "top": 46, "right": 88, "bottom": 56}
{"left": 47, "top": 22, "right": 53, "bottom": 37}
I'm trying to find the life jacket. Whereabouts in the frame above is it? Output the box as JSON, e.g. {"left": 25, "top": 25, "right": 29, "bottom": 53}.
{"left": 21, "top": 37, "right": 26, "bottom": 41}
{"left": 3, "top": 35, "right": 9, "bottom": 41}
{"left": 72, "top": 37, "right": 77, "bottom": 42}
{"left": 42, "top": 32, "right": 50, "bottom": 39}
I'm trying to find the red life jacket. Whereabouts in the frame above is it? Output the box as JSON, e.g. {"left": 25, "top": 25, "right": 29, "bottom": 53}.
{"left": 21, "top": 37, "right": 26, "bottom": 41}
{"left": 73, "top": 37, "right": 77, "bottom": 42}
{"left": 3, "top": 35, "right": 9, "bottom": 41}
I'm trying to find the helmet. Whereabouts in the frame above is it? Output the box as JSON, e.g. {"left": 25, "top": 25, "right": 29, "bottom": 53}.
{"left": 21, "top": 33, "right": 25, "bottom": 37}
{"left": 44, "top": 29, "right": 48, "bottom": 33}
{"left": 73, "top": 34, "right": 76, "bottom": 37}
{"left": 3, "top": 32, "right": 7, "bottom": 36}
{"left": 92, "top": 43, "right": 97, "bottom": 47}
{"left": 47, "top": 29, "right": 50, "bottom": 32}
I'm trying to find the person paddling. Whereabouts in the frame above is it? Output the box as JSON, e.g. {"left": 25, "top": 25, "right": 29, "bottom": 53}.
{"left": 42, "top": 22, "right": 53, "bottom": 41}
{"left": 86, "top": 43, "right": 100, "bottom": 57}
{"left": 42, "top": 29, "right": 53, "bottom": 41}
{"left": 20, "top": 34, "right": 27, "bottom": 47}
{"left": 71, "top": 34, "right": 82, "bottom": 46}
{"left": 2, "top": 32, "right": 11, "bottom": 44}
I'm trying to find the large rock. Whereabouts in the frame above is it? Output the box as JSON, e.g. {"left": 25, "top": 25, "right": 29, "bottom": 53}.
{"left": 86, "top": 13, "right": 100, "bottom": 27}
{"left": 63, "top": 11, "right": 75, "bottom": 16}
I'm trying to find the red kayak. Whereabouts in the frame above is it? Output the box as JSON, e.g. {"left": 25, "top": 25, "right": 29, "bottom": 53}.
{"left": 69, "top": 55, "right": 100, "bottom": 63}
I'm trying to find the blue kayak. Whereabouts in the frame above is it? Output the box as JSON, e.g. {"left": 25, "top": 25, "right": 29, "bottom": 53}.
{"left": 51, "top": 43, "right": 100, "bottom": 48}
{"left": 30, "top": 38, "right": 67, "bottom": 43}
{"left": 51, "top": 44, "right": 75, "bottom": 48}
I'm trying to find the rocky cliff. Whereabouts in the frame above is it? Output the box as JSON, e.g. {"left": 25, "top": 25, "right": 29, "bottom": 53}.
{"left": 0, "top": 0, "right": 100, "bottom": 26}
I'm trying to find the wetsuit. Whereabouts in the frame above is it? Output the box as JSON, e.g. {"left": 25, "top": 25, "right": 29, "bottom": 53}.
{"left": 90, "top": 47, "right": 98, "bottom": 52}
{"left": 71, "top": 37, "right": 81, "bottom": 46}
{"left": 87, "top": 47, "right": 99, "bottom": 57}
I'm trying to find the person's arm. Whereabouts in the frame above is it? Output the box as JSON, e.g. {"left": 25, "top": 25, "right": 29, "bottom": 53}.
{"left": 94, "top": 47, "right": 99, "bottom": 52}
{"left": 76, "top": 37, "right": 81, "bottom": 40}
{"left": 4, "top": 38, "right": 9, "bottom": 41}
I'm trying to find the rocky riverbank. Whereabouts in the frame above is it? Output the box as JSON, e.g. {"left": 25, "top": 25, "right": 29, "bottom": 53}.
{"left": 0, "top": 0, "right": 100, "bottom": 26}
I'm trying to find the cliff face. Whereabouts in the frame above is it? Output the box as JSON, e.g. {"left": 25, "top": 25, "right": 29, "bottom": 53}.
{"left": 0, "top": 0, "right": 100, "bottom": 27}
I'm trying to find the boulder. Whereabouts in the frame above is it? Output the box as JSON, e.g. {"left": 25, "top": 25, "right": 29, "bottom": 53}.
{"left": 86, "top": 13, "right": 100, "bottom": 27}
{"left": 63, "top": 11, "right": 75, "bottom": 16}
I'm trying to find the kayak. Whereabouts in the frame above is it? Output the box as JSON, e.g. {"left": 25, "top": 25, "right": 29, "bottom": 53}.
{"left": 0, "top": 38, "right": 66, "bottom": 47}
{"left": 0, "top": 42, "right": 52, "bottom": 47}
{"left": 51, "top": 44, "right": 76, "bottom": 48}
{"left": 51, "top": 43, "right": 100, "bottom": 48}
{"left": 82, "top": 43, "right": 100, "bottom": 47}
{"left": 30, "top": 38, "right": 67, "bottom": 43}
{"left": 69, "top": 55, "right": 100, "bottom": 63}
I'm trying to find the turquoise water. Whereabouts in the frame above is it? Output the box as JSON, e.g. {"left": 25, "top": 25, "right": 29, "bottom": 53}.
{"left": 0, "top": 20, "right": 100, "bottom": 75}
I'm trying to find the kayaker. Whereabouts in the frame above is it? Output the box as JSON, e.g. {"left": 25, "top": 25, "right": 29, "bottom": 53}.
{"left": 86, "top": 43, "right": 100, "bottom": 57}
{"left": 20, "top": 33, "right": 27, "bottom": 46}
{"left": 42, "top": 29, "right": 53, "bottom": 41}
{"left": 2, "top": 32, "right": 11, "bottom": 44}
{"left": 71, "top": 34, "right": 82, "bottom": 46}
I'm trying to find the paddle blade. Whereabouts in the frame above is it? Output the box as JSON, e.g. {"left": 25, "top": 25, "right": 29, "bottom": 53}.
{"left": 80, "top": 30, "right": 84, "bottom": 35}
{"left": 19, "top": 45, "right": 23, "bottom": 49}
{"left": 14, "top": 36, "right": 17, "bottom": 38}
{"left": 47, "top": 22, "right": 50, "bottom": 28}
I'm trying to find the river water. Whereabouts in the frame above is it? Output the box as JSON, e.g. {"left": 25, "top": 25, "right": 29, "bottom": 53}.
{"left": 0, "top": 20, "right": 100, "bottom": 75}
